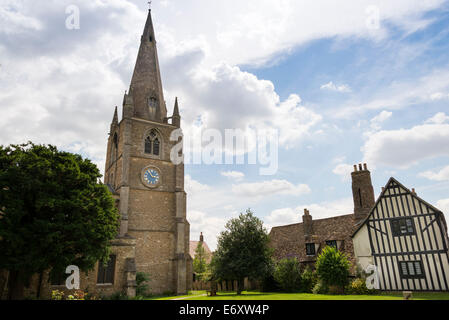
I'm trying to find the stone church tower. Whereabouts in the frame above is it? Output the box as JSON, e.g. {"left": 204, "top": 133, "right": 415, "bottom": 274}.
{"left": 104, "top": 9, "right": 191, "bottom": 295}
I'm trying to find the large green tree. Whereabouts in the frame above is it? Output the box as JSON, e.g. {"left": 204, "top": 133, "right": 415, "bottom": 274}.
{"left": 210, "top": 209, "right": 272, "bottom": 294}
{"left": 0, "top": 142, "right": 119, "bottom": 299}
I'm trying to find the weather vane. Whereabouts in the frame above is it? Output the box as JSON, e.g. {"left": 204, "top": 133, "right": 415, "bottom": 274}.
{"left": 148, "top": 1, "right": 152, "bottom": 9}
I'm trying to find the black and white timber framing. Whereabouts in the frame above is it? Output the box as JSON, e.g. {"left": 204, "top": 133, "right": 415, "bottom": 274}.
{"left": 352, "top": 177, "right": 449, "bottom": 291}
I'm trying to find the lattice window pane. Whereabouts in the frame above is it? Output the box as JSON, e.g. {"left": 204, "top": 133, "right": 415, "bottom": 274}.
{"left": 408, "top": 262, "right": 415, "bottom": 275}
{"left": 153, "top": 138, "right": 160, "bottom": 156}
{"left": 414, "top": 262, "right": 422, "bottom": 275}
{"left": 145, "top": 137, "right": 152, "bottom": 154}
{"left": 306, "top": 243, "right": 315, "bottom": 255}
{"left": 406, "top": 219, "right": 414, "bottom": 233}
{"left": 401, "top": 262, "right": 408, "bottom": 276}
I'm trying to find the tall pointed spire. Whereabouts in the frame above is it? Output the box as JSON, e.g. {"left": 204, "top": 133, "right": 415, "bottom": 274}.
{"left": 112, "top": 106, "right": 118, "bottom": 123}
{"left": 129, "top": 9, "right": 167, "bottom": 122}
{"left": 173, "top": 97, "right": 179, "bottom": 115}
{"left": 172, "top": 97, "right": 181, "bottom": 127}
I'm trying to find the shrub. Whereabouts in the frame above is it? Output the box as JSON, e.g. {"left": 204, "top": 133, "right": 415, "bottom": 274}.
{"left": 51, "top": 290, "right": 64, "bottom": 300}
{"left": 103, "top": 291, "right": 129, "bottom": 300}
{"left": 261, "top": 274, "right": 280, "bottom": 292}
{"left": 301, "top": 267, "right": 317, "bottom": 293}
{"left": 312, "top": 280, "right": 328, "bottom": 294}
{"left": 273, "top": 258, "right": 302, "bottom": 292}
{"left": 315, "top": 246, "right": 350, "bottom": 290}
{"left": 346, "top": 278, "right": 378, "bottom": 295}
{"left": 136, "top": 272, "right": 151, "bottom": 297}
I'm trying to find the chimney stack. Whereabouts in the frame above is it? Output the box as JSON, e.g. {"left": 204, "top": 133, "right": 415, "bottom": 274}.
{"left": 351, "top": 163, "right": 375, "bottom": 223}
{"left": 303, "top": 208, "right": 313, "bottom": 238}
{"left": 200, "top": 232, "right": 204, "bottom": 242}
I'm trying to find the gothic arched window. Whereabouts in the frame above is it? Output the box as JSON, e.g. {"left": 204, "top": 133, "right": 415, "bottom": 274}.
{"left": 144, "top": 130, "right": 161, "bottom": 156}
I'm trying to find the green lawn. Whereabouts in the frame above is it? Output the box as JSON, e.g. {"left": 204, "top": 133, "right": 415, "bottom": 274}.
{"left": 148, "top": 290, "right": 449, "bottom": 300}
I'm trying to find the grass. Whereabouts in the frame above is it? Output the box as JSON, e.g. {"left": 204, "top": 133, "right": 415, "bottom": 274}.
{"left": 145, "top": 291, "right": 207, "bottom": 300}
{"left": 149, "top": 290, "right": 449, "bottom": 300}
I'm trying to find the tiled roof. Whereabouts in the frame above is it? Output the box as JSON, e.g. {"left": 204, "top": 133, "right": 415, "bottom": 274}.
{"left": 269, "top": 214, "right": 357, "bottom": 269}
{"left": 189, "top": 241, "right": 212, "bottom": 263}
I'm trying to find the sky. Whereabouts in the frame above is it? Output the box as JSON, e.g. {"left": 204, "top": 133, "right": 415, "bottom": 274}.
{"left": 1, "top": 0, "right": 449, "bottom": 250}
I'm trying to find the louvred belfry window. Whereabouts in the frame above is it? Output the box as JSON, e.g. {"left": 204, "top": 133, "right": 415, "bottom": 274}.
{"left": 144, "top": 130, "right": 161, "bottom": 156}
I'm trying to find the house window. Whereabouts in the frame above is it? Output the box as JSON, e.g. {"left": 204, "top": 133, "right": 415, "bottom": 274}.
{"left": 391, "top": 218, "right": 415, "bottom": 236}
{"left": 326, "top": 240, "right": 338, "bottom": 249}
{"left": 97, "top": 255, "right": 116, "bottom": 284}
{"left": 306, "top": 243, "right": 315, "bottom": 256}
{"left": 399, "top": 261, "right": 425, "bottom": 279}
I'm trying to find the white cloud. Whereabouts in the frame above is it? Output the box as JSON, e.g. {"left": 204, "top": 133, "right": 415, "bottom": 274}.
{"left": 232, "top": 180, "right": 311, "bottom": 199}
{"left": 419, "top": 166, "right": 449, "bottom": 181}
{"left": 370, "top": 110, "right": 392, "bottom": 130}
{"left": 154, "top": 0, "right": 444, "bottom": 67}
{"left": 187, "top": 210, "right": 226, "bottom": 251}
{"left": 265, "top": 197, "right": 354, "bottom": 230}
{"left": 363, "top": 116, "right": 449, "bottom": 168}
{"left": 0, "top": 0, "right": 444, "bottom": 174}
{"left": 437, "top": 198, "right": 449, "bottom": 214}
{"left": 221, "top": 171, "right": 245, "bottom": 181}
{"left": 425, "top": 112, "right": 449, "bottom": 124}
{"left": 320, "top": 81, "right": 352, "bottom": 93}
{"left": 333, "top": 163, "right": 354, "bottom": 181}
{"left": 336, "top": 69, "right": 449, "bottom": 118}
{"left": 430, "top": 92, "right": 449, "bottom": 101}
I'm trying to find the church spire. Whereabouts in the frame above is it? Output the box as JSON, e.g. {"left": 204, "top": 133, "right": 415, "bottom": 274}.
{"left": 112, "top": 106, "right": 118, "bottom": 123}
{"left": 172, "top": 97, "right": 181, "bottom": 127}
{"left": 129, "top": 9, "right": 167, "bottom": 122}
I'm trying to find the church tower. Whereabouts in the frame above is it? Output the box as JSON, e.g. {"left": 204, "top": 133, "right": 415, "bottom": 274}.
{"left": 104, "top": 9, "right": 191, "bottom": 295}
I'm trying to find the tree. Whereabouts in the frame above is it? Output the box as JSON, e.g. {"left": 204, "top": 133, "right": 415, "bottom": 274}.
{"left": 193, "top": 242, "right": 209, "bottom": 280}
{"left": 0, "top": 142, "right": 120, "bottom": 299}
{"left": 315, "top": 246, "right": 350, "bottom": 292}
{"left": 273, "top": 258, "right": 302, "bottom": 292}
{"left": 210, "top": 209, "right": 272, "bottom": 294}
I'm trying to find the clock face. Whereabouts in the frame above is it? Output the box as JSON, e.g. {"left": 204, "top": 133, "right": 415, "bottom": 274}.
{"left": 143, "top": 168, "right": 160, "bottom": 186}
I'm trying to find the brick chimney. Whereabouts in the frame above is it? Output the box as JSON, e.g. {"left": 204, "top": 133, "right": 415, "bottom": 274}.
{"left": 199, "top": 232, "right": 204, "bottom": 242}
{"left": 351, "top": 163, "right": 375, "bottom": 223}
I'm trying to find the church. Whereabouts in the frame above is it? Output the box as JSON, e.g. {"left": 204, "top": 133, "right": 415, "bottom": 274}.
{"left": 102, "top": 8, "right": 192, "bottom": 296}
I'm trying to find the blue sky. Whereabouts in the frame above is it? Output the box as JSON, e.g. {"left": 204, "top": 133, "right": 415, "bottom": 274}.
{"left": 1, "top": 0, "right": 449, "bottom": 249}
